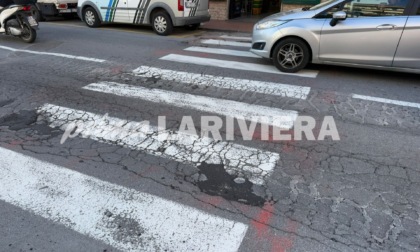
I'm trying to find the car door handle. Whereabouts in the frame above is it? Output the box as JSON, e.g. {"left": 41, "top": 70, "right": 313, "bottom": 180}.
{"left": 376, "top": 24, "right": 397, "bottom": 30}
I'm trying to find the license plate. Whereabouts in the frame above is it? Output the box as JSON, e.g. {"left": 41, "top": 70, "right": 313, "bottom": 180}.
{"left": 185, "top": 1, "right": 197, "bottom": 8}
{"left": 27, "top": 16, "right": 38, "bottom": 27}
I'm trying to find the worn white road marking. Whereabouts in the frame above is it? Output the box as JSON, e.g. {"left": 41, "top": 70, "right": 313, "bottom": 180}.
{"left": 0, "top": 147, "right": 248, "bottom": 252}
{"left": 352, "top": 94, "right": 420, "bottom": 109}
{"left": 83, "top": 82, "right": 298, "bottom": 128}
{"left": 160, "top": 54, "right": 318, "bottom": 78}
{"left": 132, "top": 66, "right": 310, "bottom": 99}
{"left": 38, "top": 104, "right": 280, "bottom": 185}
{"left": 0, "top": 45, "right": 106, "bottom": 63}
{"left": 185, "top": 46, "right": 261, "bottom": 58}
{"left": 219, "top": 35, "right": 252, "bottom": 42}
{"left": 201, "top": 39, "right": 252, "bottom": 48}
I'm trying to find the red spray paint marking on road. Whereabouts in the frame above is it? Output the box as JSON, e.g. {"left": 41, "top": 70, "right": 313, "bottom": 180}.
{"left": 252, "top": 203, "right": 298, "bottom": 252}
{"left": 196, "top": 194, "right": 225, "bottom": 211}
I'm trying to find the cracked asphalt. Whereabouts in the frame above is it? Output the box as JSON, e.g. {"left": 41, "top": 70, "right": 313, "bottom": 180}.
{"left": 0, "top": 19, "right": 419, "bottom": 252}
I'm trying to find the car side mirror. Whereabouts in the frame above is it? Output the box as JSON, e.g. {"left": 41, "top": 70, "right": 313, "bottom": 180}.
{"left": 330, "top": 11, "right": 347, "bottom": 27}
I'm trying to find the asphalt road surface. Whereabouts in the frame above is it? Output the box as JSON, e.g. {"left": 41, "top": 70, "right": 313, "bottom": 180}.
{"left": 0, "top": 19, "right": 419, "bottom": 252}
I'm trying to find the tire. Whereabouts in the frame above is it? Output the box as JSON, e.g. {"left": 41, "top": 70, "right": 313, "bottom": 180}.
{"left": 83, "top": 7, "right": 100, "bottom": 28}
{"left": 151, "top": 11, "right": 173, "bottom": 36}
{"left": 20, "top": 24, "right": 36, "bottom": 43}
{"left": 272, "top": 38, "right": 310, "bottom": 73}
{"left": 185, "top": 23, "right": 200, "bottom": 31}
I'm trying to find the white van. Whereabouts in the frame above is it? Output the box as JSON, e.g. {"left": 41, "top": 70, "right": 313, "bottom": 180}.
{"left": 77, "top": 0, "right": 211, "bottom": 35}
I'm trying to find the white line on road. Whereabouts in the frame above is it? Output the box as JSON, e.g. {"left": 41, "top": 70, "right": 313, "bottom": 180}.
{"left": 0, "top": 147, "right": 248, "bottom": 252}
{"left": 38, "top": 104, "right": 280, "bottom": 185}
{"left": 160, "top": 54, "right": 319, "bottom": 78}
{"left": 219, "top": 35, "right": 252, "bottom": 41}
{"left": 185, "top": 46, "right": 261, "bottom": 58}
{"left": 352, "top": 94, "right": 420, "bottom": 109}
{"left": 0, "top": 45, "right": 106, "bottom": 63}
{"left": 132, "top": 66, "right": 311, "bottom": 99}
{"left": 83, "top": 82, "right": 299, "bottom": 129}
{"left": 201, "top": 39, "right": 252, "bottom": 48}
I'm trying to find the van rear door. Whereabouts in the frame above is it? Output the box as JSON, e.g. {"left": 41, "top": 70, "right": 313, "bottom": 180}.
{"left": 183, "top": 0, "right": 209, "bottom": 17}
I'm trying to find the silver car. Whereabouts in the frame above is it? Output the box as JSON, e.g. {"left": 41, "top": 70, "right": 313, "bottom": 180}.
{"left": 251, "top": 0, "right": 420, "bottom": 73}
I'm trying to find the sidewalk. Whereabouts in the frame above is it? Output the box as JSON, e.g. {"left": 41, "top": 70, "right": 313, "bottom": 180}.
{"left": 200, "top": 17, "right": 258, "bottom": 33}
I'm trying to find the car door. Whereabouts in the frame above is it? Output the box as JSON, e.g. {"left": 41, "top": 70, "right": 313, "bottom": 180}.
{"left": 319, "top": 0, "right": 409, "bottom": 66}
{"left": 102, "top": 0, "right": 130, "bottom": 23}
{"left": 392, "top": 0, "right": 420, "bottom": 68}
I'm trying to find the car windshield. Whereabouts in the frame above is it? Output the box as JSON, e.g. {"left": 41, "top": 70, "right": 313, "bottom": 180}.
{"left": 309, "top": 0, "right": 342, "bottom": 10}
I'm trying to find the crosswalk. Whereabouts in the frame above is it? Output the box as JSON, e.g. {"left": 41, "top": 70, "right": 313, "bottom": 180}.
{"left": 2, "top": 34, "right": 420, "bottom": 252}
{"left": 0, "top": 35, "right": 313, "bottom": 251}
{"left": 2, "top": 37, "right": 313, "bottom": 250}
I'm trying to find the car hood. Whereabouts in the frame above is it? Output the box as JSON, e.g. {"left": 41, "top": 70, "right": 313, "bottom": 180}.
{"left": 259, "top": 8, "right": 316, "bottom": 21}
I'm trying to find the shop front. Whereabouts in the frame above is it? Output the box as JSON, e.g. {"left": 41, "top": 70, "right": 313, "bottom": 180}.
{"left": 209, "top": 0, "right": 321, "bottom": 20}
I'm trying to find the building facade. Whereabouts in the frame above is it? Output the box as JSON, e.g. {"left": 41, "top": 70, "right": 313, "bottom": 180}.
{"left": 209, "top": 0, "right": 321, "bottom": 20}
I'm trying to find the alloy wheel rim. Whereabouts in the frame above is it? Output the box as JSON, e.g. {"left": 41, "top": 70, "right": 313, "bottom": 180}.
{"left": 85, "top": 11, "right": 95, "bottom": 26}
{"left": 277, "top": 43, "right": 304, "bottom": 69}
{"left": 154, "top": 16, "right": 167, "bottom": 33}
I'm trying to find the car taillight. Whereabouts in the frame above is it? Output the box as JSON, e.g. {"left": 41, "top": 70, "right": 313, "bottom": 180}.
{"left": 22, "top": 5, "right": 31, "bottom": 11}
{"left": 178, "top": 0, "right": 184, "bottom": 11}
{"left": 57, "top": 3, "right": 67, "bottom": 9}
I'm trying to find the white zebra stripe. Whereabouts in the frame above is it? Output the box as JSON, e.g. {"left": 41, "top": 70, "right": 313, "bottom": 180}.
{"left": 83, "top": 82, "right": 299, "bottom": 129}
{"left": 132, "top": 65, "right": 311, "bottom": 99}
{"left": 160, "top": 54, "right": 319, "bottom": 78}
{"left": 185, "top": 46, "right": 261, "bottom": 58}
{"left": 38, "top": 103, "right": 281, "bottom": 185}
{"left": 0, "top": 147, "right": 248, "bottom": 252}
{"left": 219, "top": 35, "right": 252, "bottom": 41}
{"left": 201, "top": 39, "right": 252, "bottom": 48}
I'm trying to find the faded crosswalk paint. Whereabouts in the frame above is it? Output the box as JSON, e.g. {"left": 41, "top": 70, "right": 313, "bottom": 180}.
{"left": 132, "top": 66, "right": 311, "bottom": 99}
{"left": 201, "top": 39, "right": 252, "bottom": 48}
{"left": 0, "top": 147, "right": 248, "bottom": 252}
{"left": 185, "top": 46, "right": 261, "bottom": 58}
{"left": 83, "top": 82, "right": 299, "bottom": 128}
{"left": 160, "top": 54, "right": 319, "bottom": 78}
{"left": 219, "top": 35, "right": 253, "bottom": 42}
{"left": 38, "top": 104, "right": 280, "bottom": 185}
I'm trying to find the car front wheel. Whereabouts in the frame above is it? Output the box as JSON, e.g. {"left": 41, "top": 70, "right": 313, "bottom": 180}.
{"left": 272, "top": 38, "right": 310, "bottom": 73}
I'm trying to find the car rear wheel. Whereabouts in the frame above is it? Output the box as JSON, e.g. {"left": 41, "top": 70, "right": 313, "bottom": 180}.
{"left": 273, "top": 38, "right": 310, "bottom": 73}
{"left": 152, "top": 11, "right": 173, "bottom": 36}
{"left": 83, "top": 7, "right": 100, "bottom": 28}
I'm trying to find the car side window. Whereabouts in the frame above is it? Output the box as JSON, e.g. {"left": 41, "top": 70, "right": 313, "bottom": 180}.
{"left": 343, "top": 0, "right": 407, "bottom": 17}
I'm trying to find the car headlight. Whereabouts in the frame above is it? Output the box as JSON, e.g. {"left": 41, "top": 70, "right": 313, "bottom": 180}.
{"left": 256, "top": 20, "right": 288, "bottom": 30}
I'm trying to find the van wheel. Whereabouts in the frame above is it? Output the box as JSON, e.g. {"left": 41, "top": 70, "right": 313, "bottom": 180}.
{"left": 272, "top": 38, "right": 310, "bottom": 73}
{"left": 185, "top": 23, "right": 200, "bottom": 30}
{"left": 152, "top": 11, "right": 173, "bottom": 36}
{"left": 83, "top": 7, "right": 100, "bottom": 28}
